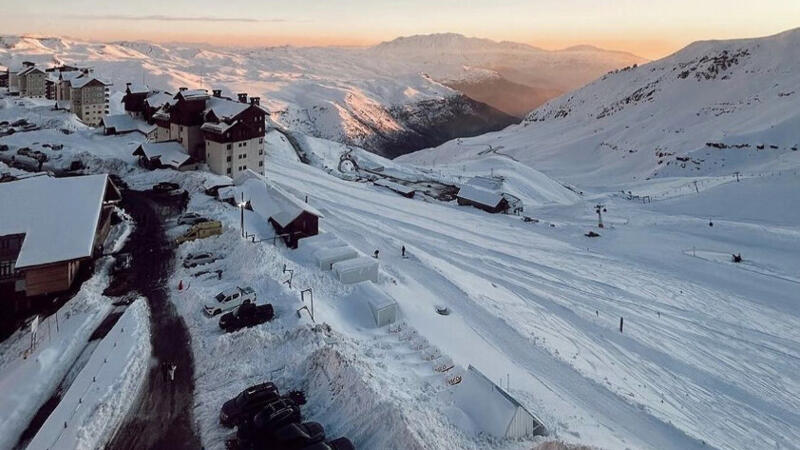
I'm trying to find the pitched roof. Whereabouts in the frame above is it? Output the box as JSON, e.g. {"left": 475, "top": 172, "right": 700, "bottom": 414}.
{"left": 201, "top": 120, "right": 238, "bottom": 135}
{"left": 456, "top": 184, "right": 504, "bottom": 207}
{"left": 132, "top": 142, "right": 192, "bottom": 169}
{"left": 101, "top": 113, "right": 156, "bottom": 135}
{"left": 205, "top": 96, "right": 251, "bottom": 120}
{"left": 175, "top": 89, "right": 209, "bottom": 101}
{"left": 126, "top": 83, "right": 149, "bottom": 94}
{"left": 144, "top": 91, "right": 174, "bottom": 108}
{"left": 0, "top": 174, "right": 114, "bottom": 268}
{"left": 227, "top": 170, "right": 322, "bottom": 227}
{"left": 454, "top": 365, "right": 546, "bottom": 437}
{"left": 70, "top": 76, "right": 111, "bottom": 88}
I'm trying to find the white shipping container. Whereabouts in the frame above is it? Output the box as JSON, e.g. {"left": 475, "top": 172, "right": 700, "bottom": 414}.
{"left": 314, "top": 245, "right": 358, "bottom": 270}
{"left": 333, "top": 257, "right": 379, "bottom": 284}
{"left": 367, "top": 290, "right": 398, "bottom": 327}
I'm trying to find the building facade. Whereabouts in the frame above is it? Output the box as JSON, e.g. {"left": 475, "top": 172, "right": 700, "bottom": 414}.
{"left": 70, "top": 77, "right": 111, "bottom": 126}
{"left": 18, "top": 66, "right": 46, "bottom": 98}
{"left": 151, "top": 88, "right": 267, "bottom": 176}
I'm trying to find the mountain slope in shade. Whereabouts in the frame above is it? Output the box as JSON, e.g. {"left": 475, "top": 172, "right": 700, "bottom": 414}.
{"left": 399, "top": 28, "right": 800, "bottom": 187}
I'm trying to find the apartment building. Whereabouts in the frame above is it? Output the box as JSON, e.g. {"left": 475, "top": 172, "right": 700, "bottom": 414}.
{"left": 152, "top": 88, "right": 268, "bottom": 177}
{"left": 45, "top": 65, "right": 88, "bottom": 101}
{"left": 17, "top": 65, "right": 47, "bottom": 98}
{"left": 70, "top": 76, "right": 111, "bottom": 126}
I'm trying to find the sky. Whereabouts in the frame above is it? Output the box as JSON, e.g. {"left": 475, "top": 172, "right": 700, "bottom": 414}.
{"left": 1, "top": 0, "right": 798, "bottom": 59}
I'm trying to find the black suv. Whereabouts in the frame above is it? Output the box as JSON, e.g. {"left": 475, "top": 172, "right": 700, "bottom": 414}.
{"left": 235, "top": 397, "right": 302, "bottom": 446}
{"left": 268, "top": 422, "right": 325, "bottom": 449}
{"left": 219, "top": 303, "right": 275, "bottom": 333}
{"left": 220, "top": 382, "right": 281, "bottom": 427}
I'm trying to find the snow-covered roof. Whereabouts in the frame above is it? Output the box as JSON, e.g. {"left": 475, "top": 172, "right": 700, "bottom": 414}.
{"left": 133, "top": 142, "right": 192, "bottom": 169}
{"left": 200, "top": 120, "right": 237, "bottom": 134}
{"left": 176, "top": 89, "right": 209, "bottom": 101}
{"left": 126, "top": 83, "right": 149, "bottom": 94}
{"left": 331, "top": 256, "right": 377, "bottom": 273}
{"left": 456, "top": 184, "right": 504, "bottom": 207}
{"left": 229, "top": 170, "right": 322, "bottom": 228}
{"left": 205, "top": 96, "right": 250, "bottom": 120}
{"left": 453, "top": 365, "right": 546, "bottom": 438}
{"left": 70, "top": 76, "right": 110, "bottom": 88}
{"left": 152, "top": 110, "right": 170, "bottom": 121}
{"left": 102, "top": 114, "right": 156, "bottom": 135}
{"left": 145, "top": 91, "right": 174, "bottom": 108}
{"left": 0, "top": 174, "right": 114, "bottom": 269}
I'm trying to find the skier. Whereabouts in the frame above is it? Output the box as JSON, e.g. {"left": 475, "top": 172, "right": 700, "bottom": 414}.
{"left": 373, "top": 250, "right": 379, "bottom": 259}
{"left": 401, "top": 246, "right": 406, "bottom": 258}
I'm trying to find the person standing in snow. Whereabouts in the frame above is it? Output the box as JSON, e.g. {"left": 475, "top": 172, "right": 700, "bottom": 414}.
{"left": 373, "top": 250, "right": 379, "bottom": 259}
{"left": 402, "top": 246, "right": 406, "bottom": 258}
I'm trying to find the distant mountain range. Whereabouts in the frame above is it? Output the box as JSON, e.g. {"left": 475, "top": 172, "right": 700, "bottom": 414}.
{"left": 399, "top": 28, "right": 800, "bottom": 187}
{"left": 0, "top": 33, "right": 642, "bottom": 157}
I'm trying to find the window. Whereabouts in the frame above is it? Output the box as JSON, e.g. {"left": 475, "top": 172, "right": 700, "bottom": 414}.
{"left": 226, "top": 168, "right": 231, "bottom": 174}
{"left": 226, "top": 144, "right": 232, "bottom": 150}
{"left": 259, "top": 161, "right": 263, "bottom": 167}
{"left": 259, "top": 149, "right": 263, "bottom": 155}
{"left": 226, "top": 156, "right": 231, "bottom": 162}
{"left": 259, "top": 138, "right": 263, "bottom": 144}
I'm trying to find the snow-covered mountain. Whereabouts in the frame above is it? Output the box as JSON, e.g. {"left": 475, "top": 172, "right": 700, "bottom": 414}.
{"left": 400, "top": 28, "right": 800, "bottom": 187}
{"left": 0, "top": 34, "right": 641, "bottom": 157}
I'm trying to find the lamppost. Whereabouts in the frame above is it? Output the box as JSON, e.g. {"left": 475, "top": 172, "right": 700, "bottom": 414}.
{"left": 238, "top": 192, "right": 246, "bottom": 238}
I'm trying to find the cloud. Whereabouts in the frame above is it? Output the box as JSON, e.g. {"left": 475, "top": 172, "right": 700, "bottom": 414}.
{"left": 62, "top": 14, "right": 292, "bottom": 23}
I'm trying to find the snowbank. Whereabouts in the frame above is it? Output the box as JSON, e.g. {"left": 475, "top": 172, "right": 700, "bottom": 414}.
{"left": 26, "top": 299, "right": 151, "bottom": 450}
{"left": 0, "top": 261, "right": 114, "bottom": 450}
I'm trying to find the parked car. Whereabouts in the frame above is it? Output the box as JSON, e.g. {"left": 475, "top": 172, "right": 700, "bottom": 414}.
{"left": 301, "top": 438, "right": 356, "bottom": 450}
{"left": 204, "top": 286, "right": 256, "bottom": 316}
{"left": 183, "top": 252, "right": 218, "bottom": 268}
{"left": 220, "top": 382, "right": 281, "bottom": 428}
{"left": 251, "top": 398, "right": 302, "bottom": 437}
{"left": 233, "top": 397, "right": 302, "bottom": 446}
{"left": 219, "top": 303, "right": 275, "bottom": 332}
{"left": 176, "top": 220, "right": 223, "bottom": 245}
{"left": 177, "top": 212, "right": 207, "bottom": 225}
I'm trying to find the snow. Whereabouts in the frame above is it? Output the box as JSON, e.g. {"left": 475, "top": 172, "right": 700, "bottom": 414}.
{"left": 332, "top": 257, "right": 380, "bottom": 285}
{"left": 400, "top": 28, "right": 800, "bottom": 188}
{"left": 134, "top": 141, "right": 192, "bottom": 169}
{"left": 457, "top": 183, "right": 504, "bottom": 207}
{"left": 0, "top": 33, "right": 641, "bottom": 154}
{"left": 314, "top": 246, "right": 358, "bottom": 271}
{"left": 1, "top": 29, "right": 798, "bottom": 450}
{"left": 26, "top": 299, "right": 151, "bottom": 450}
{"left": 0, "top": 174, "right": 110, "bottom": 268}
{"left": 0, "top": 259, "right": 115, "bottom": 450}
{"left": 101, "top": 113, "right": 155, "bottom": 135}
{"left": 205, "top": 96, "right": 251, "bottom": 120}
{"left": 454, "top": 365, "right": 546, "bottom": 438}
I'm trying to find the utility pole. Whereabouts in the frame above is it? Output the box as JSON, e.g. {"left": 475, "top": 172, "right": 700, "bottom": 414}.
{"left": 595, "top": 204, "right": 605, "bottom": 228}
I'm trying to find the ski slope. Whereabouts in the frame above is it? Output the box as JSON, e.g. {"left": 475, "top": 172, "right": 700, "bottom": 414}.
{"left": 263, "top": 156, "right": 800, "bottom": 450}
